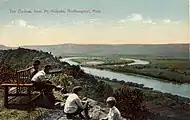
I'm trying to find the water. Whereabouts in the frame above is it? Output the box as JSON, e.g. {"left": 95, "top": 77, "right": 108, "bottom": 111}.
{"left": 120, "top": 58, "right": 150, "bottom": 65}
{"left": 60, "top": 57, "right": 190, "bottom": 98}
{"left": 85, "top": 61, "right": 104, "bottom": 65}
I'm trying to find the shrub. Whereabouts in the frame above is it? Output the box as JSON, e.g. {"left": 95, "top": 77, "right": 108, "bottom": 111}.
{"left": 114, "top": 86, "right": 150, "bottom": 120}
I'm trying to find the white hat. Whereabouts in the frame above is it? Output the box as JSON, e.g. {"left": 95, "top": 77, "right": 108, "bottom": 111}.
{"left": 106, "top": 97, "right": 116, "bottom": 102}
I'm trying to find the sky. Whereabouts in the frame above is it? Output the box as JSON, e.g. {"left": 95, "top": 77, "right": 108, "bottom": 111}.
{"left": 0, "top": 0, "right": 189, "bottom": 46}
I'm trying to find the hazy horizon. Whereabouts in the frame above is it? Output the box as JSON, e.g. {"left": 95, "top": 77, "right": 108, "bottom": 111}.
{"left": 0, "top": 0, "right": 189, "bottom": 46}
{"left": 1, "top": 42, "right": 189, "bottom": 48}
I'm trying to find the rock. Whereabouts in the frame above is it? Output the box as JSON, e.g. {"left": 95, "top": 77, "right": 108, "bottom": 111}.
{"left": 38, "top": 98, "right": 109, "bottom": 120}
{"left": 39, "top": 109, "right": 64, "bottom": 120}
{"left": 87, "top": 99, "right": 109, "bottom": 119}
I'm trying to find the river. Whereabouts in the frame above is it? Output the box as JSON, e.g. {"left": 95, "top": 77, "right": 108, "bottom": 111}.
{"left": 60, "top": 57, "right": 190, "bottom": 98}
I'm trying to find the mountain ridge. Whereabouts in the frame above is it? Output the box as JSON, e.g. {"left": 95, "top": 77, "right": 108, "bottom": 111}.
{"left": 0, "top": 43, "right": 189, "bottom": 58}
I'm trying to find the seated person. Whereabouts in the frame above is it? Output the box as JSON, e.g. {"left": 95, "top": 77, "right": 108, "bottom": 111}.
{"left": 64, "top": 86, "right": 90, "bottom": 119}
{"left": 31, "top": 64, "right": 62, "bottom": 103}
{"left": 100, "top": 97, "right": 122, "bottom": 120}
{"left": 30, "top": 60, "right": 41, "bottom": 78}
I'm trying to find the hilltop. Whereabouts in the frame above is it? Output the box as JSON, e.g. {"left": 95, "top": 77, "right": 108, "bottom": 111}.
{"left": 0, "top": 48, "right": 62, "bottom": 69}
{"left": 0, "top": 45, "right": 9, "bottom": 50}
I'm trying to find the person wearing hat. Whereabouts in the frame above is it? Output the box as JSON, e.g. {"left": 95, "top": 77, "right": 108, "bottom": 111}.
{"left": 64, "top": 86, "right": 90, "bottom": 119}
{"left": 100, "top": 97, "right": 122, "bottom": 120}
{"left": 30, "top": 60, "right": 41, "bottom": 78}
{"left": 31, "top": 64, "right": 62, "bottom": 103}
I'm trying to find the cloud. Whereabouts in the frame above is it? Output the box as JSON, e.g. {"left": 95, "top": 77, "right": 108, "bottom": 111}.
{"left": 128, "top": 13, "right": 143, "bottom": 21}
{"left": 142, "top": 19, "right": 152, "bottom": 24}
{"left": 1, "top": 16, "right": 187, "bottom": 46}
{"left": 27, "top": 25, "right": 38, "bottom": 28}
{"left": 142, "top": 19, "right": 156, "bottom": 25}
{"left": 118, "top": 13, "right": 156, "bottom": 25}
{"left": 70, "top": 19, "right": 101, "bottom": 25}
{"left": 118, "top": 19, "right": 127, "bottom": 24}
{"left": 118, "top": 13, "right": 181, "bottom": 26}
{"left": 163, "top": 19, "right": 171, "bottom": 23}
{"left": 89, "top": 19, "right": 99, "bottom": 23}
{"left": 15, "top": 20, "right": 27, "bottom": 27}
{"left": 5, "top": 19, "right": 37, "bottom": 28}
{"left": 163, "top": 19, "right": 181, "bottom": 24}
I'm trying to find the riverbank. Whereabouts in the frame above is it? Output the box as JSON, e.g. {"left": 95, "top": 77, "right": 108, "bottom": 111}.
{"left": 82, "top": 65, "right": 171, "bottom": 83}
{"left": 72, "top": 56, "right": 190, "bottom": 84}
{"left": 95, "top": 64, "right": 190, "bottom": 84}
{"left": 62, "top": 57, "right": 190, "bottom": 98}
{"left": 94, "top": 75, "right": 190, "bottom": 102}
{"left": 92, "top": 65, "right": 188, "bottom": 84}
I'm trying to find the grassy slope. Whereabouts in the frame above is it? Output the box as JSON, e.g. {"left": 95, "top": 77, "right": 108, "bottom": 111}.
{"left": 0, "top": 108, "right": 49, "bottom": 120}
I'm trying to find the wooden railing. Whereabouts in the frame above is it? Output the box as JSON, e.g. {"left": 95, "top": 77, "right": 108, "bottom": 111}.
{"left": 16, "top": 67, "right": 32, "bottom": 84}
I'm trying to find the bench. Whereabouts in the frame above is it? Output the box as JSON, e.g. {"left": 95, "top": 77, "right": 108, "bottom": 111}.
{"left": 1, "top": 83, "right": 34, "bottom": 108}
{"left": 0, "top": 67, "right": 39, "bottom": 109}
{"left": 1, "top": 67, "right": 64, "bottom": 109}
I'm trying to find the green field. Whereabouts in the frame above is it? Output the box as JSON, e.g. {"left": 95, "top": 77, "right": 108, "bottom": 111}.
{"left": 72, "top": 56, "right": 190, "bottom": 83}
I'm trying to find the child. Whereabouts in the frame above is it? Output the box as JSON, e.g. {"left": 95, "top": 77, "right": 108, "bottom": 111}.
{"left": 101, "top": 97, "right": 122, "bottom": 120}
{"left": 64, "top": 86, "right": 90, "bottom": 119}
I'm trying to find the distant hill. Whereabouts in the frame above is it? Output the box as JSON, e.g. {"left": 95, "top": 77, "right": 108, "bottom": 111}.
{"left": 22, "top": 44, "right": 189, "bottom": 59}
{"left": 1, "top": 44, "right": 189, "bottom": 59}
{"left": 0, "top": 45, "right": 9, "bottom": 50}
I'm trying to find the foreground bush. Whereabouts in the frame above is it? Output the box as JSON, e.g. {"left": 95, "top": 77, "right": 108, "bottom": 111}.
{"left": 114, "top": 86, "right": 150, "bottom": 120}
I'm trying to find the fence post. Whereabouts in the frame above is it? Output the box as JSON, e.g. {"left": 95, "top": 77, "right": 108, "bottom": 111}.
{"left": 4, "top": 86, "right": 8, "bottom": 108}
